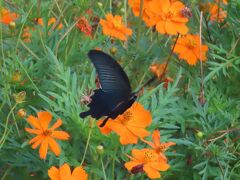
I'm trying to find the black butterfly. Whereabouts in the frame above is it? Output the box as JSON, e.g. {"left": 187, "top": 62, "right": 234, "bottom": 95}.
{"left": 80, "top": 50, "right": 155, "bottom": 127}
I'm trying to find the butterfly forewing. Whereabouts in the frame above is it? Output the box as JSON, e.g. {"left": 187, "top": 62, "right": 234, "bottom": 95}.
{"left": 88, "top": 50, "right": 131, "bottom": 93}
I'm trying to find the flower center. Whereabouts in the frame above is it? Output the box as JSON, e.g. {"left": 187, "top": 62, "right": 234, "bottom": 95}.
{"left": 155, "top": 144, "right": 167, "bottom": 153}
{"left": 144, "top": 151, "right": 154, "bottom": 162}
{"left": 113, "top": 19, "right": 121, "bottom": 28}
{"left": 43, "top": 129, "right": 52, "bottom": 136}
{"left": 186, "top": 39, "right": 196, "bottom": 49}
{"left": 120, "top": 111, "right": 133, "bottom": 124}
{"left": 166, "top": 12, "right": 174, "bottom": 19}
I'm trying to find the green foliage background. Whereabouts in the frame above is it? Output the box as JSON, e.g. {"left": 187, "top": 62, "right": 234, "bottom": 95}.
{"left": 0, "top": 0, "right": 240, "bottom": 179}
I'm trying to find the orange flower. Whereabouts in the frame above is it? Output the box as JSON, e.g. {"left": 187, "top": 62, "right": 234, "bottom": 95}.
{"left": 154, "top": 0, "right": 189, "bottom": 35}
{"left": 0, "top": 8, "right": 19, "bottom": 25}
{"left": 173, "top": 34, "right": 208, "bottom": 65}
{"left": 48, "top": 163, "right": 88, "bottom": 180}
{"left": 25, "top": 111, "right": 70, "bottom": 159}
{"left": 128, "top": 0, "right": 189, "bottom": 35}
{"left": 98, "top": 102, "right": 152, "bottom": 145}
{"left": 208, "top": 3, "right": 227, "bottom": 22}
{"left": 149, "top": 63, "right": 167, "bottom": 79}
{"left": 125, "top": 148, "right": 169, "bottom": 179}
{"left": 76, "top": 17, "right": 92, "bottom": 37}
{"left": 141, "top": 130, "right": 176, "bottom": 162}
{"left": 100, "top": 14, "right": 132, "bottom": 41}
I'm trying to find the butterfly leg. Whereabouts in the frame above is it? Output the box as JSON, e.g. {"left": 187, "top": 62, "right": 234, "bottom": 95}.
{"left": 99, "top": 117, "right": 110, "bottom": 127}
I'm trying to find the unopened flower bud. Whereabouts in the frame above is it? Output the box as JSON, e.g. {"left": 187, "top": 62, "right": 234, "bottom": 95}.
{"left": 12, "top": 71, "right": 22, "bottom": 82}
{"left": 196, "top": 131, "right": 204, "bottom": 139}
{"left": 109, "top": 47, "right": 117, "bottom": 55}
{"left": 97, "top": 145, "right": 104, "bottom": 155}
{"left": 17, "top": 108, "right": 27, "bottom": 118}
{"left": 9, "top": 21, "right": 16, "bottom": 30}
{"left": 97, "top": 2, "right": 103, "bottom": 7}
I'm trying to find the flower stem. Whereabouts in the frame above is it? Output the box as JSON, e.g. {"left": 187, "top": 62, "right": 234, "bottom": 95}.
{"left": 136, "top": 0, "right": 144, "bottom": 47}
{"left": 80, "top": 120, "right": 93, "bottom": 166}
{"left": 112, "top": 158, "right": 115, "bottom": 179}
{"left": 0, "top": 103, "right": 18, "bottom": 149}
{"left": 101, "top": 157, "right": 107, "bottom": 180}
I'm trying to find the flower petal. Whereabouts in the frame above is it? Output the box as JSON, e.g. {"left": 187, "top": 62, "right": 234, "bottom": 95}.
{"left": 51, "top": 119, "right": 63, "bottom": 130}
{"left": 39, "top": 138, "right": 49, "bottom": 159}
{"left": 143, "top": 165, "right": 161, "bottom": 179}
{"left": 72, "top": 166, "right": 88, "bottom": 180}
{"left": 59, "top": 163, "right": 72, "bottom": 180}
{"left": 47, "top": 137, "right": 61, "bottom": 156}
{"left": 51, "top": 131, "right": 70, "bottom": 140}
{"left": 25, "top": 127, "right": 41, "bottom": 135}
{"left": 27, "top": 115, "right": 41, "bottom": 129}
{"left": 38, "top": 111, "right": 52, "bottom": 130}
{"left": 48, "top": 166, "right": 61, "bottom": 180}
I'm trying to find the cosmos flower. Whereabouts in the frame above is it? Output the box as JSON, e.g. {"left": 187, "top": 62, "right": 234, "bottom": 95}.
{"left": 48, "top": 163, "right": 88, "bottom": 180}
{"left": 100, "top": 14, "right": 132, "bottom": 41}
{"left": 153, "top": 0, "right": 189, "bottom": 35}
{"left": 98, "top": 102, "right": 152, "bottom": 145}
{"left": 208, "top": 2, "right": 227, "bottom": 22}
{"left": 25, "top": 111, "right": 70, "bottom": 159}
{"left": 0, "top": 8, "right": 19, "bottom": 25}
{"left": 128, "top": 0, "right": 189, "bottom": 35}
{"left": 173, "top": 34, "right": 208, "bottom": 65}
{"left": 125, "top": 148, "right": 169, "bottom": 179}
{"left": 141, "top": 130, "right": 176, "bottom": 162}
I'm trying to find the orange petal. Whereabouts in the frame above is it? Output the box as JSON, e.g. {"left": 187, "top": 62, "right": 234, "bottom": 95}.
{"left": 152, "top": 130, "right": 161, "bottom": 147}
{"left": 131, "top": 149, "right": 145, "bottom": 160}
{"left": 48, "top": 166, "right": 61, "bottom": 180}
{"left": 156, "top": 21, "right": 166, "bottom": 34}
{"left": 27, "top": 115, "right": 41, "bottom": 129}
{"left": 148, "top": 162, "right": 170, "bottom": 171}
{"left": 31, "top": 138, "right": 43, "bottom": 149}
{"left": 51, "top": 119, "right": 63, "bottom": 130}
{"left": 38, "top": 111, "right": 52, "bottom": 130}
{"left": 25, "top": 127, "right": 41, "bottom": 135}
{"left": 127, "top": 126, "right": 150, "bottom": 138}
{"left": 124, "top": 161, "right": 141, "bottom": 171}
{"left": 97, "top": 120, "right": 113, "bottom": 135}
{"left": 59, "top": 163, "right": 72, "bottom": 180}
{"left": 143, "top": 165, "right": 161, "bottom": 179}
{"left": 72, "top": 166, "right": 88, "bottom": 180}
{"left": 48, "top": 137, "right": 61, "bottom": 156}
{"left": 29, "top": 134, "right": 43, "bottom": 144}
{"left": 141, "top": 138, "right": 155, "bottom": 149}
{"left": 51, "top": 130, "right": 70, "bottom": 140}
{"left": 39, "top": 138, "right": 49, "bottom": 159}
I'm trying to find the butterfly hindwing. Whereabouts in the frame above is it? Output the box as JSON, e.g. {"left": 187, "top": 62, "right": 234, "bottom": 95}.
{"left": 88, "top": 50, "right": 131, "bottom": 93}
